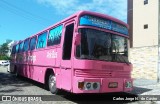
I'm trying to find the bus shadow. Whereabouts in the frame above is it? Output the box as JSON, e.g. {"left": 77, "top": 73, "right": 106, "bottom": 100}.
{"left": 0, "top": 69, "right": 153, "bottom": 99}
{"left": 15, "top": 75, "right": 45, "bottom": 90}
{"left": 0, "top": 72, "right": 31, "bottom": 86}
{"left": 61, "top": 87, "right": 152, "bottom": 104}
{"left": 62, "top": 92, "right": 137, "bottom": 104}
{"left": 0, "top": 72, "right": 32, "bottom": 93}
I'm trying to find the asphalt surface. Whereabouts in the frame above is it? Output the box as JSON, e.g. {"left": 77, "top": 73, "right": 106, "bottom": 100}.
{"left": 0, "top": 66, "right": 160, "bottom": 104}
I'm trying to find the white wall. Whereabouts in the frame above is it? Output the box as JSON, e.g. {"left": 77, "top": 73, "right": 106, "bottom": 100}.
{"left": 133, "top": 0, "right": 158, "bottom": 47}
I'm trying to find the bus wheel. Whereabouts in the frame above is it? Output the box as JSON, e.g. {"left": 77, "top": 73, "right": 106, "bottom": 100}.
{"left": 48, "top": 74, "right": 58, "bottom": 94}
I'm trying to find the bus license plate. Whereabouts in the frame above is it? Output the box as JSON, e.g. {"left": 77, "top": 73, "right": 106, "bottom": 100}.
{"left": 108, "top": 82, "right": 118, "bottom": 88}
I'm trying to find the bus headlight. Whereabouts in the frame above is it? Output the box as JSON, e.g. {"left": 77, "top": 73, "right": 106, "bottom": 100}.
{"left": 93, "top": 82, "right": 98, "bottom": 89}
{"left": 86, "top": 82, "right": 92, "bottom": 89}
{"left": 78, "top": 81, "right": 100, "bottom": 90}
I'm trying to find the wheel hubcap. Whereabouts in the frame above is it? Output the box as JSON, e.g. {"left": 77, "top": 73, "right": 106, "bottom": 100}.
{"left": 50, "top": 76, "right": 56, "bottom": 88}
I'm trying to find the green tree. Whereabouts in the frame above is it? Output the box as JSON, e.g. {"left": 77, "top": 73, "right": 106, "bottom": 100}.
{"left": 0, "top": 42, "right": 10, "bottom": 60}
{"left": 0, "top": 42, "right": 9, "bottom": 55}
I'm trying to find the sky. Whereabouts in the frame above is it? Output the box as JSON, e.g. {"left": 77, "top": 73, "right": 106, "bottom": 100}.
{"left": 0, "top": 0, "right": 127, "bottom": 45}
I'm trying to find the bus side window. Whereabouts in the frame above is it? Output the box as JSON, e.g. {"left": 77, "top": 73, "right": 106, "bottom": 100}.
{"left": 18, "top": 42, "right": 24, "bottom": 53}
{"left": 36, "top": 32, "right": 47, "bottom": 49}
{"left": 47, "top": 25, "right": 63, "bottom": 46}
{"left": 15, "top": 44, "right": 19, "bottom": 53}
{"left": 63, "top": 23, "right": 74, "bottom": 60}
{"left": 29, "top": 37, "right": 37, "bottom": 50}
{"left": 23, "top": 39, "right": 30, "bottom": 52}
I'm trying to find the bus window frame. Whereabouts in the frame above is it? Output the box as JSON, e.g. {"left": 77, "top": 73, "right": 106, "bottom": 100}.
{"left": 23, "top": 38, "right": 30, "bottom": 52}
{"left": 47, "top": 25, "right": 63, "bottom": 47}
{"left": 46, "top": 24, "right": 64, "bottom": 48}
{"left": 29, "top": 36, "right": 37, "bottom": 51}
{"left": 15, "top": 43, "right": 19, "bottom": 54}
{"left": 18, "top": 41, "right": 24, "bottom": 53}
{"left": 36, "top": 31, "right": 48, "bottom": 50}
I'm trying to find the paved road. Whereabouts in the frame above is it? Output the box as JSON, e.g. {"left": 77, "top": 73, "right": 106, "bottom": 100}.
{"left": 0, "top": 66, "right": 159, "bottom": 104}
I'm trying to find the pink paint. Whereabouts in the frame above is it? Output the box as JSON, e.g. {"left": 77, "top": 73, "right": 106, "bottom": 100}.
{"left": 10, "top": 11, "right": 133, "bottom": 94}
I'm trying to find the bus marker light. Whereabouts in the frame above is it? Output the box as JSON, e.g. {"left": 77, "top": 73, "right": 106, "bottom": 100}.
{"left": 108, "top": 82, "right": 118, "bottom": 88}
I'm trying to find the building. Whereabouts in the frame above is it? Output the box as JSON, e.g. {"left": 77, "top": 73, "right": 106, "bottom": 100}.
{"left": 128, "top": 0, "right": 159, "bottom": 80}
{"left": 7, "top": 40, "right": 17, "bottom": 56}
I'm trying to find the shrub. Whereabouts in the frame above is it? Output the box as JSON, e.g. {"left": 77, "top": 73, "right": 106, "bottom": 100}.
{"left": 0, "top": 55, "right": 11, "bottom": 60}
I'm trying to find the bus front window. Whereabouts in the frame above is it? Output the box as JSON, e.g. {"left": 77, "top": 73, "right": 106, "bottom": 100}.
{"left": 76, "top": 28, "right": 129, "bottom": 63}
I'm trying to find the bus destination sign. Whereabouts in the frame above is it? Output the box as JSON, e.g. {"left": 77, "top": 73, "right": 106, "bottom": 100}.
{"left": 79, "top": 15, "right": 128, "bottom": 35}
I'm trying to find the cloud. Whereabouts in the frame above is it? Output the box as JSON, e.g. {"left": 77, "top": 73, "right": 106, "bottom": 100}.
{"left": 37, "top": 0, "right": 127, "bottom": 22}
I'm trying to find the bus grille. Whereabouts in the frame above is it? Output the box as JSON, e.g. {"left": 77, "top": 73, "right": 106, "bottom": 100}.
{"left": 75, "top": 69, "right": 130, "bottom": 78}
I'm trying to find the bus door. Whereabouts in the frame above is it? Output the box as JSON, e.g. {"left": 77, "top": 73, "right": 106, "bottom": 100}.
{"left": 60, "top": 21, "right": 75, "bottom": 91}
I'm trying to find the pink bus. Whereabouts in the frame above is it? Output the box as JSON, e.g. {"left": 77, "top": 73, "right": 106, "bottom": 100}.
{"left": 10, "top": 11, "right": 133, "bottom": 94}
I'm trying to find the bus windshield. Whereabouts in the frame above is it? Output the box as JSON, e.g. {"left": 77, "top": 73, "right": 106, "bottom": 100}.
{"left": 76, "top": 28, "right": 129, "bottom": 63}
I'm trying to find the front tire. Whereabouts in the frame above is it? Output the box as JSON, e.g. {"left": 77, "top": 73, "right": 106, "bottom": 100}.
{"left": 48, "top": 74, "right": 59, "bottom": 94}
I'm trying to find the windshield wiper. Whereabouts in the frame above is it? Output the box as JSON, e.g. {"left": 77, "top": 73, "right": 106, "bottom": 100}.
{"left": 112, "top": 52, "right": 130, "bottom": 65}
{"left": 117, "top": 53, "right": 130, "bottom": 65}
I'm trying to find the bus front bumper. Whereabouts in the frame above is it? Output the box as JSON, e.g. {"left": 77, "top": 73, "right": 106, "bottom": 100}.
{"left": 72, "top": 77, "right": 133, "bottom": 94}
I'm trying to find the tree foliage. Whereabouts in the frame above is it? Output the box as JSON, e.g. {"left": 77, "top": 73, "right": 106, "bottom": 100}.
{"left": 0, "top": 55, "right": 10, "bottom": 60}
{"left": 0, "top": 43, "right": 9, "bottom": 55}
{"left": 0, "top": 42, "right": 10, "bottom": 60}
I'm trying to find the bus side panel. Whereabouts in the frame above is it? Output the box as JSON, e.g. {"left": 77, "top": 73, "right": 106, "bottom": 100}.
{"left": 22, "top": 52, "right": 29, "bottom": 77}
{"left": 33, "top": 50, "right": 54, "bottom": 66}
{"left": 55, "top": 47, "right": 62, "bottom": 89}
{"left": 30, "top": 66, "right": 46, "bottom": 83}
{"left": 27, "top": 48, "right": 57, "bottom": 83}
{"left": 55, "top": 47, "right": 61, "bottom": 67}
{"left": 33, "top": 49, "right": 56, "bottom": 66}
{"left": 28, "top": 65, "right": 34, "bottom": 79}
{"left": 55, "top": 67, "right": 61, "bottom": 89}
{"left": 18, "top": 53, "right": 26, "bottom": 78}
{"left": 61, "top": 68, "right": 72, "bottom": 91}
{"left": 22, "top": 64, "right": 27, "bottom": 76}
{"left": 23, "top": 65, "right": 47, "bottom": 84}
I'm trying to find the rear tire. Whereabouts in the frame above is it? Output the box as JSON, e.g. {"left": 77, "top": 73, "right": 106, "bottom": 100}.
{"left": 48, "top": 74, "right": 59, "bottom": 94}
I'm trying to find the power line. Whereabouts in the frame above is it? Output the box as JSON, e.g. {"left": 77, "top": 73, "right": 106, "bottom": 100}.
{"left": 0, "top": 0, "right": 53, "bottom": 24}
{"left": 0, "top": 0, "right": 53, "bottom": 22}
{"left": 0, "top": 5, "right": 47, "bottom": 26}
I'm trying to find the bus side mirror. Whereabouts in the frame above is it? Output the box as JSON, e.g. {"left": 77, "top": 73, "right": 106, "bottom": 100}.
{"left": 75, "top": 33, "right": 81, "bottom": 45}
